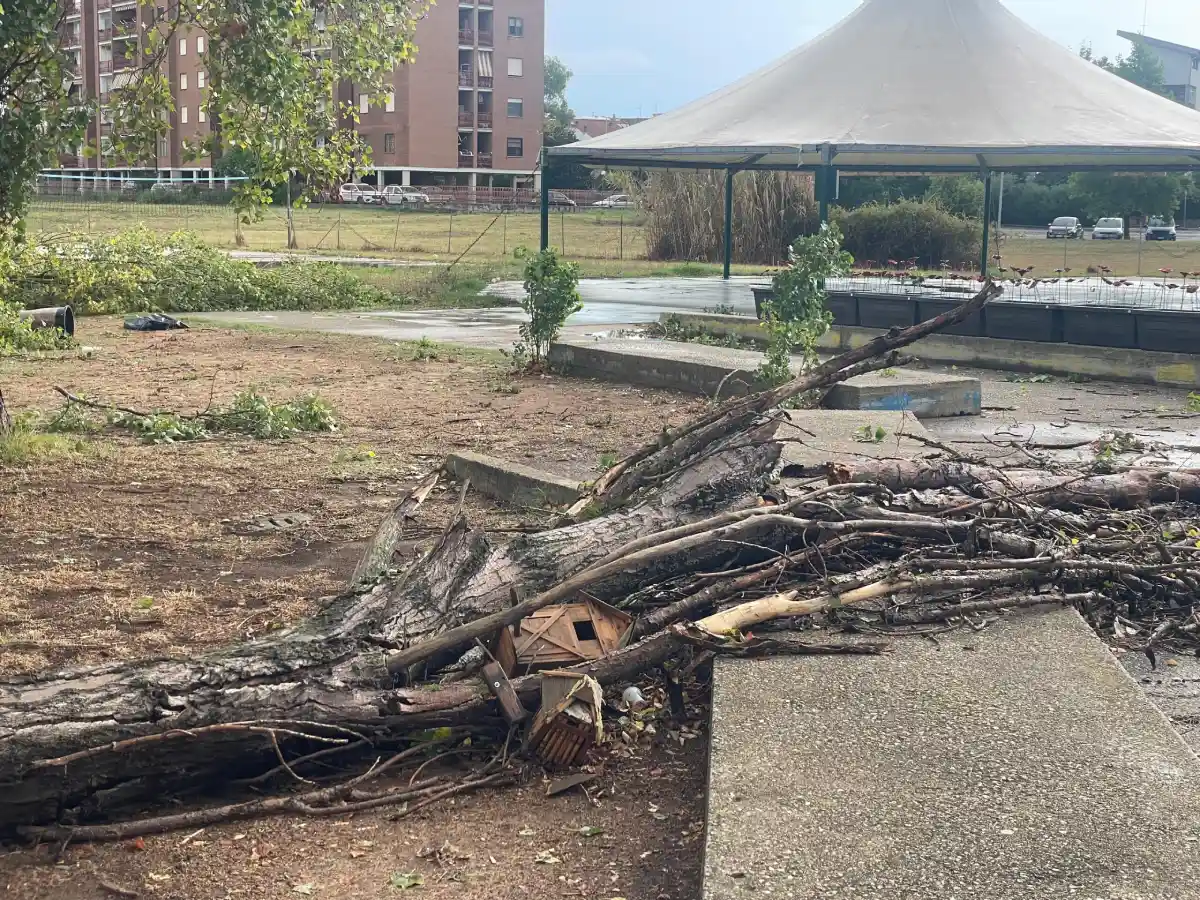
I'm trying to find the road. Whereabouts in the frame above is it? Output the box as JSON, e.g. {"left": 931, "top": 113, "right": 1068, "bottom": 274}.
{"left": 1001, "top": 226, "right": 1198, "bottom": 242}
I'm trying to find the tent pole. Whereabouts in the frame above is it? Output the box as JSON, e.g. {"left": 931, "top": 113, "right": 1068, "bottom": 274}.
{"left": 539, "top": 150, "right": 550, "bottom": 252}
{"left": 818, "top": 166, "right": 833, "bottom": 224}
{"left": 723, "top": 168, "right": 736, "bottom": 280}
{"left": 980, "top": 172, "right": 993, "bottom": 277}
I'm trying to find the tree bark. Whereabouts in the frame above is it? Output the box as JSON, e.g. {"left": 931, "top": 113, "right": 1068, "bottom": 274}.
{"left": 819, "top": 460, "right": 1200, "bottom": 510}
{"left": 0, "top": 431, "right": 782, "bottom": 834}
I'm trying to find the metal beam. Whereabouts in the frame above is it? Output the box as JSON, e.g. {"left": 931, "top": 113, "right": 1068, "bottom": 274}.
{"left": 539, "top": 150, "right": 550, "bottom": 252}
{"left": 723, "top": 168, "right": 736, "bottom": 280}
{"left": 980, "top": 171, "right": 993, "bottom": 277}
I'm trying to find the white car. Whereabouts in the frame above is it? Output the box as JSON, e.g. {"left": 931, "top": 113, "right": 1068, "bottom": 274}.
{"left": 381, "top": 185, "right": 430, "bottom": 206}
{"left": 593, "top": 193, "right": 634, "bottom": 209}
{"left": 339, "top": 183, "right": 381, "bottom": 204}
{"left": 1091, "top": 217, "right": 1124, "bottom": 240}
{"left": 1145, "top": 216, "right": 1178, "bottom": 241}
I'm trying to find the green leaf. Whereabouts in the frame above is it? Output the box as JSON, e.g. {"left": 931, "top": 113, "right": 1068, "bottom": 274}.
{"left": 389, "top": 873, "right": 424, "bottom": 890}
{"left": 578, "top": 826, "right": 605, "bottom": 838}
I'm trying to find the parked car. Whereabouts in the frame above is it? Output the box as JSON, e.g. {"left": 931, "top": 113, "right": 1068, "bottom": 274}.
{"left": 593, "top": 193, "right": 634, "bottom": 209}
{"left": 149, "top": 182, "right": 182, "bottom": 196}
{"left": 1145, "top": 216, "right": 1178, "bottom": 241}
{"left": 1046, "top": 216, "right": 1084, "bottom": 239}
{"left": 339, "top": 183, "right": 381, "bottom": 204}
{"left": 548, "top": 190, "right": 577, "bottom": 208}
{"left": 1091, "top": 217, "right": 1124, "bottom": 240}
{"left": 381, "top": 185, "right": 430, "bottom": 206}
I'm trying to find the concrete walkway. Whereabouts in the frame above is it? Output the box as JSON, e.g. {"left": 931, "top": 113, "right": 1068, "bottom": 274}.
{"left": 705, "top": 609, "right": 1200, "bottom": 899}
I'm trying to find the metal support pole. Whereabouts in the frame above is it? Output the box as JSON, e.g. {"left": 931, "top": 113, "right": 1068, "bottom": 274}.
{"left": 539, "top": 151, "right": 550, "bottom": 252}
{"left": 817, "top": 166, "right": 833, "bottom": 224}
{"left": 722, "top": 168, "right": 735, "bottom": 280}
{"left": 980, "top": 172, "right": 993, "bottom": 277}
{"left": 996, "top": 172, "right": 1005, "bottom": 233}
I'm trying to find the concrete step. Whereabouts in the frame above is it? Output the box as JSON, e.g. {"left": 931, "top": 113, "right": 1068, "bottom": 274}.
{"left": 549, "top": 338, "right": 981, "bottom": 417}
{"left": 704, "top": 608, "right": 1200, "bottom": 899}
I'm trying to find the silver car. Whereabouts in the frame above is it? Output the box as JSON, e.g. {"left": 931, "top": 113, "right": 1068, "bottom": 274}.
{"left": 1047, "top": 216, "right": 1084, "bottom": 239}
{"left": 1091, "top": 217, "right": 1124, "bottom": 240}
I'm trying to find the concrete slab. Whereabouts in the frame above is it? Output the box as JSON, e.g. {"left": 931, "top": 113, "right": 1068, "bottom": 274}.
{"left": 704, "top": 608, "right": 1200, "bottom": 899}
{"left": 824, "top": 370, "right": 981, "bottom": 417}
{"left": 444, "top": 451, "right": 581, "bottom": 509}
{"left": 549, "top": 338, "right": 982, "bottom": 418}
{"left": 776, "top": 410, "right": 932, "bottom": 470}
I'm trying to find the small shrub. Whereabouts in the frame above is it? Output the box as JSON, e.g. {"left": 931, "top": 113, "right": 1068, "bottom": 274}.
{"left": 599, "top": 451, "right": 619, "bottom": 471}
{"left": 1188, "top": 392, "right": 1200, "bottom": 413}
{"left": 410, "top": 337, "right": 440, "bottom": 361}
{"left": 834, "top": 201, "right": 981, "bottom": 269}
{"left": 515, "top": 248, "right": 581, "bottom": 366}
{"left": 758, "top": 224, "right": 852, "bottom": 386}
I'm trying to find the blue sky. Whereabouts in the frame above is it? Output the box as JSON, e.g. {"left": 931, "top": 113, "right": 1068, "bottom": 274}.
{"left": 546, "top": 0, "right": 1200, "bottom": 117}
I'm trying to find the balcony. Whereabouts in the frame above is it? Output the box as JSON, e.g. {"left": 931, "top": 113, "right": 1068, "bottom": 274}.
{"left": 458, "top": 67, "right": 474, "bottom": 88}
{"left": 477, "top": 152, "right": 493, "bottom": 169}
{"left": 476, "top": 111, "right": 492, "bottom": 129}
{"left": 113, "top": 20, "right": 138, "bottom": 38}
{"left": 96, "top": 0, "right": 111, "bottom": 8}
{"left": 478, "top": 30, "right": 493, "bottom": 48}
{"left": 458, "top": 110, "right": 474, "bottom": 128}
{"left": 64, "top": 0, "right": 82, "bottom": 16}
{"left": 99, "top": 91, "right": 112, "bottom": 105}
{"left": 99, "top": 59, "right": 114, "bottom": 74}
{"left": 97, "top": 26, "right": 113, "bottom": 41}
{"left": 458, "top": 28, "right": 474, "bottom": 45}
{"left": 478, "top": 76, "right": 493, "bottom": 89}
{"left": 458, "top": 152, "right": 475, "bottom": 168}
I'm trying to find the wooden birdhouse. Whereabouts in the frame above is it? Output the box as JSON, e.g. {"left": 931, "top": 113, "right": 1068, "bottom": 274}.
{"left": 503, "top": 597, "right": 632, "bottom": 672}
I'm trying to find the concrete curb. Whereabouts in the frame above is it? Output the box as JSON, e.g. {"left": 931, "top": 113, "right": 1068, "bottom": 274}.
{"left": 444, "top": 451, "right": 582, "bottom": 509}
{"left": 660, "top": 312, "right": 1200, "bottom": 388}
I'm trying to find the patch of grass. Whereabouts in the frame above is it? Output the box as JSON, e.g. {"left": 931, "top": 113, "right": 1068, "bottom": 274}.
{"left": 333, "top": 445, "right": 378, "bottom": 463}
{"left": 0, "top": 414, "right": 89, "bottom": 465}
{"left": 409, "top": 336, "right": 440, "bottom": 361}
{"left": 489, "top": 380, "right": 521, "bottom": 395}
{"left": 853, "top": 424, "right": 888, "bottom": 444}
{"left": 599, "top": 451, "right": 620, "bottom": 471}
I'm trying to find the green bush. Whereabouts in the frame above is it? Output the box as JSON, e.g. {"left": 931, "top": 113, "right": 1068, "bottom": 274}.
{"left": 1, "top": 228, "right": 393, "bottom": 314}
{"left": 515, "top": 248, "right": 581, "bottom": 366}
{"left": 834, "top": 201, "right": 981, "bottom": 269}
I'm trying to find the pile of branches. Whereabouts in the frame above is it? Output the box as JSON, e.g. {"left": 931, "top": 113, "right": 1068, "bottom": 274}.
{"left": 4, "top": 280, "right": 1200, "bottom": 842}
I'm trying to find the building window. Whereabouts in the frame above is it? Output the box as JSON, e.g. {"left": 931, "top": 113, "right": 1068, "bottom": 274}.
{"left": 507, "top": 57, "right": 523, "bottom": 77}
{"left": 506, "top": 137, "right": 523, "bottom": 158}
{"left": 178, "top": 37, "right": 186, "bottom": 55}
{"left": 508, "top": 16, "right": 523, "bottom": 37}
{"left": 197, "top": 71, "right": 205, "bottom": 89}
{"left": 385, "top": 92, "right": 395, "bottom": 113}
{"left": 158, "top": 136, "right": 168, "bottom": 157}
{"left": 384, "top": 133, "right": 395, "bottom": 153}
{"left": 197, "top": 35, "right": 205, "bottom": 54}
{"left": 180, "top": 72, "right": 188, "bottom": 90}
{"left": 506, "top": 98, "right": 523, "bottom": 118}
{"left": 180, "top": 105, "right": 188, "bottom": 124}
{"left": 358, "top": 93, "right": 369, "bottom": 114}
{"left": 199, "top": 107, "right": 207, "bottom": 123}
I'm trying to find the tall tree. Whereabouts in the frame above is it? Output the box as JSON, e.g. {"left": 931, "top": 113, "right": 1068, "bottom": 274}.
{"left": 0, "top": 0, "right": 92, "bottom": 227}
{"left": 543, "top": 55, "right": 575, "bottom": 148}
{"left": 1080, "top": 41, "right": 1168, "bottom": 96}
{"left": 2, "top": 0, "right": 429, "bottom": 230}
{"left": 1068, "top": 171, "right": 1187, "bottom": 220}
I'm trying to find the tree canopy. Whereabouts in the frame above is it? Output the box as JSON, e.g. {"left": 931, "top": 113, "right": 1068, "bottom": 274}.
{"left": 1080, "top": 41, "right": 1168, "bottom": 96}
{"left": 543, "top": 55, "right": 576, "bottom": 148}
{"left": 0, "top": 0, "right": 429, "bottom": 227}
{"left": 0, "top": 0, "right": 92, "bottom": 227}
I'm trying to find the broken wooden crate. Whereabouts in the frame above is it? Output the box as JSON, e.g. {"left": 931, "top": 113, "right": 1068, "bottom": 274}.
{"left": 498, "top": 597, "right": 632, "bottom": 672}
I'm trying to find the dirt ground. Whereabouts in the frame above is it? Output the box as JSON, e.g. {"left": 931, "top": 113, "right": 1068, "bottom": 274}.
{"left": 0, "top": 320, "right": 709, "bottom": 899}
{"left": 0, "top": 319, "right": 704, "bottom": 677}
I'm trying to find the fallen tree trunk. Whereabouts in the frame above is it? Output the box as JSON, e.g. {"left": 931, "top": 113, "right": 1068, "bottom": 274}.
{"left": 819, "top": 460, "right": 1200, "bottom": 510}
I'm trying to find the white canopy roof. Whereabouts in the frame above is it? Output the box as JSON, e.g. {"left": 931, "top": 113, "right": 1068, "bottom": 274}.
{"left": 550, "top": 0, "right": 1200, "bottom": 172}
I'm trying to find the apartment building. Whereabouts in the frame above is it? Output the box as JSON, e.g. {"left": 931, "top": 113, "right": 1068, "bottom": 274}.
{"left": 55, "top": 0, "right": 545, "bottom": 189}
{"left": 1118, "top": 31, "right": 1200, "bottom": 109}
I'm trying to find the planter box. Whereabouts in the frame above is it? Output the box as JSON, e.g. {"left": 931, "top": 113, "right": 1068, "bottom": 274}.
{"left": 916, "top": 298, "right": 985, "bottom": 337}
{"left": 1136, "top": 310, "right": 1200, "bottom": 355}
{"left": 825, "top": 293, "right": 858, "bottom": 327}
{"left": 985, "top": 302, "right": 1063, "bottom": 343}
{"left": 1061, "top": 306, "right": 1138, "bottom": 350}
{"left": 752, "top": 287, "right": 856, "bottom": 326}
{"left": 857, "top": 295, "right": 917, "bottom": 330}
